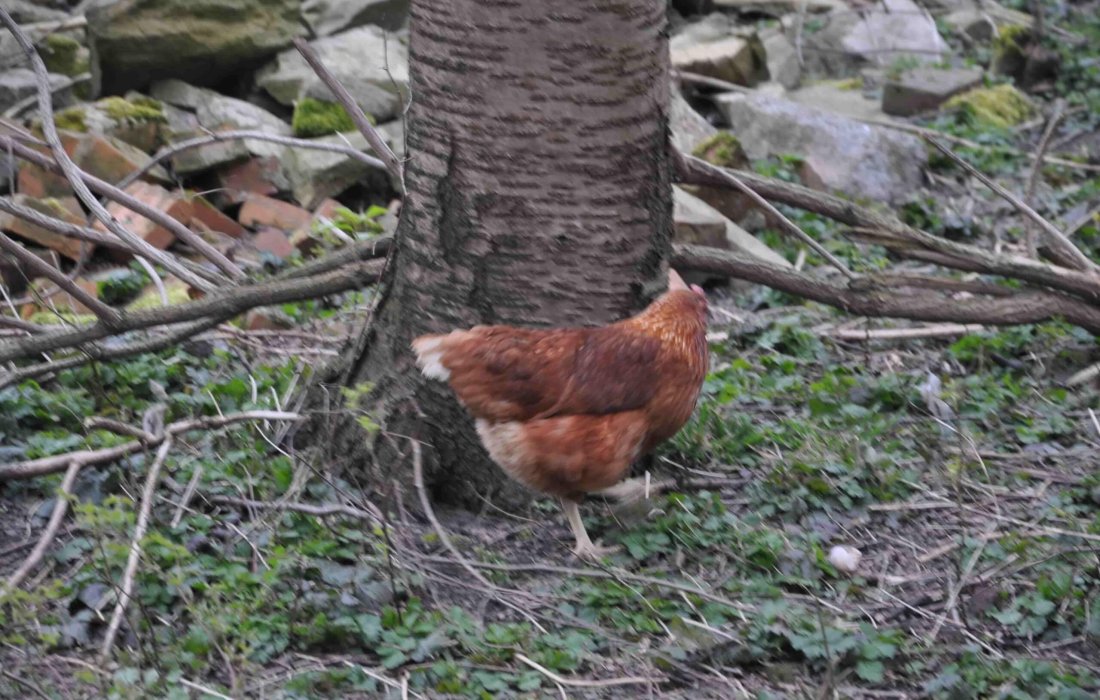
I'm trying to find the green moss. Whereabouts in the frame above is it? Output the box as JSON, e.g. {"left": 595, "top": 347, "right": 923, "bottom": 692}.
{"left": 27, "top": 311, "right": 97, "bottom": 326}
{"left": 944, "top": 83, "right": 1034, "bottom": 129}
{"left": 38, "top": 33, "right": 89, "bottom": 77}
{"left": 291, "top": 98, "right": 368, "bottom": 138}
{"left": 126, "top": 282, "right": 192, "bottom": 311}
{"left": 992, "top": 24, "right": 1030, "bottom": 53}
{"left": 692, "top": 132, "right": 748, "bottom": 169}
{"left": 53, "top": 107, "right": 88, "bottom": 133}
{"left": 100, "top": 95, "right": 166, "bottom": 124}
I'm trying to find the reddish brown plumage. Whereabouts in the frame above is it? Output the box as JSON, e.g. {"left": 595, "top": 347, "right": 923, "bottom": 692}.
{"left": 412, "top": 274, "right": 709, "bottom": 501}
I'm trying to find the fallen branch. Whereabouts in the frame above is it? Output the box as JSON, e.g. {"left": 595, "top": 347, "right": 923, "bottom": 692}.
{"left": 0, "top": 411, "right": 303, "bottom": 481}
{"left": 682, "top": 153, "right": 853, "bottom": 278}
{"left": 515, "top": 654, "right": 659, "bottom": 689}
{"left": 822, "top": 323, "right": 984, "bottom": 341}
{"left": 100, "top": 435, "right": 172, "bottom": 660}
{"left": 676, "top": 157, "right": 1100, "bottom": 303}
{"left": 0, "top": 317, "right": 223, "bottom": 390}
{"left": 116, "top": 129, "right": 388, "bottom": 191}
{"left": 671, "top": 244, "right": 1100, "bottom": 335}
{"left": 0, "top": 259, "right": 383, "bottom": 364}
{"left": 926, "top": 136, "right": 1098, "bottom": 274}
{"left": 0, "top": 232, "right": 120, "bottom": 324}
{"left": 2, "top": 460, "right": 80, "bottom": 592}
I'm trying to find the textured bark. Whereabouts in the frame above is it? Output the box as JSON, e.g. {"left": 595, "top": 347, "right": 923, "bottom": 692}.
{"left": 334, "top": 0, "right": 673, "bottom": 507}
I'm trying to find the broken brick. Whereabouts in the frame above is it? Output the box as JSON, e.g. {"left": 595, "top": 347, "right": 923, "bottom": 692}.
{"left": 96, "top": 181, "right": 193, "bottom": 260}
{"left": 20, "top": 275, "right": 101, "bottom": 320}
{"left": 251, "top": 226, "right": 295, "bottom": 260}
{"left": 0, "top": 194, "right": 91, "bottom": 261}
{"left": 238, "top": 194, "right": 311, "bottom": 233}
{"left": 215, "top": 156, "right": 284, "bottom": 203}
{"left": 188, "top": 196, "right": 246, "bottom": 239}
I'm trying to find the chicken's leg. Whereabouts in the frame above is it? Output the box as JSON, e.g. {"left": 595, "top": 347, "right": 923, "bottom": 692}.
{"left": 561, "top": 499, "right": 619, "bottom": 560}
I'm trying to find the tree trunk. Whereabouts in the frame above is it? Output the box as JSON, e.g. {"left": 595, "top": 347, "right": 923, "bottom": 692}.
{"left": 332, "top": 0, "right": 673, "bottom": 508}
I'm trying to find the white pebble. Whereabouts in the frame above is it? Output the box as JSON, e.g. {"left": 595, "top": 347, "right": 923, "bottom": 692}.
{"left": 828, "top": 545, "right": 862, "bottom": 574}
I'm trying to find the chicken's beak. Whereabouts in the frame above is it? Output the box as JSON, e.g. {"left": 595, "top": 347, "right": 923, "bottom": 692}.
{"left": 668, "top": 267, "right": 689, "bottom": 291}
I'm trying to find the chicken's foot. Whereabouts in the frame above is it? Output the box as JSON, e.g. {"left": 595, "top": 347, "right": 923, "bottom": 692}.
{"left": 561, "top": 499, "right": 619, "bottom": 560}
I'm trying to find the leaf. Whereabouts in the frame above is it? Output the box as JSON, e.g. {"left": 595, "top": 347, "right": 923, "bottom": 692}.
{"left": 990, "top": 607, "right": 1023, "bottom": 625}
{"left": 856, "top": 660, "right": 885, "bottom": 683}
{"left": 1027, "top": 597, "right": 1056, "bottom": 616}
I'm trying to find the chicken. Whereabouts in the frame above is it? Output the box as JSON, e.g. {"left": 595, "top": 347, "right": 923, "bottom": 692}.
{"left": 411, "top": 269, "right": 708, "bottom": 559}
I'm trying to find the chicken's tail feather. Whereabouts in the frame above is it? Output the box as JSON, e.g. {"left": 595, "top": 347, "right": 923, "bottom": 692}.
{"left": 411, "top": 333, "right": 451, "bottom": 381}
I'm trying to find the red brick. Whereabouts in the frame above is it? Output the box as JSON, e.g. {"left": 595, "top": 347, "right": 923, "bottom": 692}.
{"left": 188, "top": 196, "right": 246, "bottom": 239}
{"left": 238, "top": 194, "right": 311, "bottom": 233}
{"left": 20, "top": 276, "right": 100, "bottom": 319}
{"left": 96, "top": 181, "right": 193, "bottom": 260}
{"left": 0, "top": 195, "right": 91, "bottom": 261}
{"left": 251, "top": 226, "right": 294, "bottom": 260}
{"left": 216, "top": 156, "right": 283, "bottom": 203}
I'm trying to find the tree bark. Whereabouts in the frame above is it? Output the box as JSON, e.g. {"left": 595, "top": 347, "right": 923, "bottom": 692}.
{"left": 330, "top": 0, "right": 673, "bottom": 507}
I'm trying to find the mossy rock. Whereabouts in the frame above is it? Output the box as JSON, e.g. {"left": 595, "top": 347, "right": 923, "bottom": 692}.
{"left": 692, "top": 132, "right": 749, "bottom": 169}
{"left": 39, "top": 34, "right": 90, "bottom": 76}
{"left": 291, "top": 97, "right": 371, "bottom": 138}
{"left": 943, "top": 83, "right": 1033, "bottom": 129}
{"left": 53, "top": 107, "right": 88, "bottom": 133}
{"left": 100, "top": 95, "right": 167, "bottom": 124}
{"left": 52, "top": 95, "right": 168, "bottom": 152}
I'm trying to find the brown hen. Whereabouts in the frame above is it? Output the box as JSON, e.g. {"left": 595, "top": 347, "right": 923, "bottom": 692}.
{"left": 412, "top": 269, "right": 709, "bottom": 559}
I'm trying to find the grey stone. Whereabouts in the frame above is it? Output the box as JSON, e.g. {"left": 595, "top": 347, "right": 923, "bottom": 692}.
{"left": 799, "top": 0, "right": 948, "bottom": 76}
{"left": 762, "top": 30, "right": 801, "bottom": 89}
{"left": 282, "top": 131, "right": 390, "bottom": 208}
{"left": 0, "top": 68, "right": 72, "bottom": 112}
{"left": 787, "top": 82, "right": 886, "bottom": 122}
{"left": 87, "top": 0, "right": 301, "bottom": 95}
{"left": 671, "top": 33, "right": 769, "bottom": 87}
{"left": 882, "top": 67, "right": 983, "bottom": 116}
{"left": 6, "top": 0, "right": 68, "bottom": 24}
{"left": 670, "top": 89, "right": 718, "bottom": 155}
{"left": 257, "top": 26, "right": 409, "bottom": 122}
{"left": 715, "top": 92, "right": 926, "bottom": 204}
{"left": 942, "top": 10, "right": 997, "bottom": 41}
{"left": 674, "top": 186, "right": 790, "bottom": 284}
{"left": 152, "top": 80, "right": 291, "bottom": 160}
{"left": 150, "top": 79, "right": 209, "bottom": 111}
{"left": 302, "top": 0, "right": 409, "bottom": 36}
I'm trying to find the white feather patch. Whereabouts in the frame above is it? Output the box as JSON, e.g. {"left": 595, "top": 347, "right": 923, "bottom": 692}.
{"left": 411, "top": 336, "right": 450, "bottom": 381}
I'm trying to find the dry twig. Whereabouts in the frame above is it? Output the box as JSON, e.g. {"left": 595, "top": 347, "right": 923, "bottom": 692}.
{"left": 100, "top": 435, "right": 172, "bottom": 659}
{"left": 2, "top": 460, "right": 80, "bottom": 592}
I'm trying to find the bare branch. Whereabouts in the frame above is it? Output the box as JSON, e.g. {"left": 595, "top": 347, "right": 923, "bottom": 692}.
{"left": 1, "top": 137, "right": 240, "bottom": 284}
{"left": 672, "top": 243, "right": 1100, "bottom": 334}
{"left": 0, "top": 232, "right": 120, "bottom": 324}
{"left": 0, "top": 259, "right": 383, "bottom": 364}
{"left": 0, "top": 411, "right": 303, "bottom": 482}
{"left": 1025, "top": 99, "right": 1065, "bottom": 258}
{"left": 676, "top": 157, "right": 1100, "bottom": 303}
{"left": 3, "top": 460, "right": 81, "bottom": 591}
{"left": 925, "top": 136, "right": 1098, "bottom": 274}
{"left": 0, "top": 195, "right": 135, "bottom": 253}
{"left": 116, "top": 129, "right": 387, "bottom": 191}
{"left": 292, "top": 37, "right": 404, "bottom": 190}
{"left": 0, "top": 317, "right": 223, "bottom": 390}
{"left": 0, "top": 8, "right": 220, "bottom": 291}
{"left": 684, "top": 154, "right": 853, "bottom": 277}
